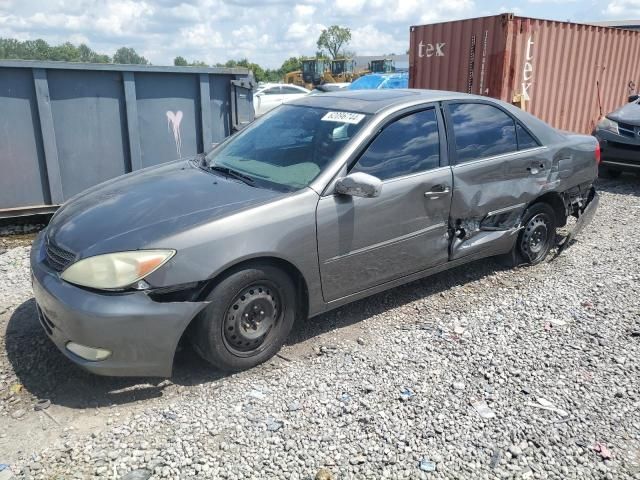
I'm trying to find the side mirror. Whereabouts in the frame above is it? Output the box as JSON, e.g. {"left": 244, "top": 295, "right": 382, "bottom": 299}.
{"left": 335, "top": 172, "right": 382, "bottom": 198}
{"left": 629, "top": 94, "right": 639, "bottom": 103}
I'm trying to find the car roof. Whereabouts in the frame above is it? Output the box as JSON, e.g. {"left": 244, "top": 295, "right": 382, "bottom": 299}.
{"left": 366, "top": 72, "right": 408, "bottom": 78}
{"left": 256, "top": 83, "right": 307, "bottom": 90}
{"left": 290, "top": 89, "right": 475, "bottom": 114}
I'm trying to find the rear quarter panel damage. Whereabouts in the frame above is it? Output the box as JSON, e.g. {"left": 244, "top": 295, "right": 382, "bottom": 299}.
{"left": 448, "top": 133, "right": 598, "bottom": 260}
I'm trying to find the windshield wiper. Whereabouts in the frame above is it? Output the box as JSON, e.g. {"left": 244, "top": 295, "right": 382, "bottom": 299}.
{"left": 208, "top": 165, "right": 255, "bottom": 186}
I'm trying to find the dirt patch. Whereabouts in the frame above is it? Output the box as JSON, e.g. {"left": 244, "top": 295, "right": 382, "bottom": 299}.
{"left": 0, "top": 233, "right": 39, "bottom": 250}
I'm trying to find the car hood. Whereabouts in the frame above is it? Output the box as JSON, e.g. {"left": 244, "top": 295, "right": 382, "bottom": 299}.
{"left": 47, "top": 160, "right": 284, "bottom": 256}
{"left": 608, "top": 101, "right": 640, "bottom": 126}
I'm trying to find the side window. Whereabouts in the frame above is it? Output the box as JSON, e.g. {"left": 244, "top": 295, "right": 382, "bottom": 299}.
{"left": 281, "top": 86, "right": 304, "bottom": 94}
{"left": 449, "top": 103, "right": 518, "bottom": 163}
{"left": 263, "top": 87, "right": 280, "bottom": 95}
{"left": 350, "top": 109, "right": 440, "bottom": 181}
{"left": 516, "top": 123, "right": 540, "bottom": 150}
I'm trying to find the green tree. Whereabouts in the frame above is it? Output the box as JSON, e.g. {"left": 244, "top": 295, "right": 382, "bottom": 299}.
{"left": 262, "top": 69, "right": 281, "bottom": 82}
{"left": 0, "top": 38, "right": 110, "bottom": 62}
{"left": 113, "top": 47, "right": 149, "bottom": 65}
{"left": 175, "top": 56, "right": 208, "bottom": 67}
{"left": 78, "top": 43, "right": 110, "bottom": 63}
{"left": 279, "top": 56, "right": 302, "bottom": 74}
{"left": 221, "top": 58, "right": 269, "bottom": 82}
{"left": 174, "top": 55, "right": 188, "bottom": 66}
{"left": 23, "top": 39, "right": 51, "bottom": 59}
{"left": 49, "top": 42, "right": 81, "bottom": 61}
{"left": 317, "top": 25, "right": 352, "bottom": 59}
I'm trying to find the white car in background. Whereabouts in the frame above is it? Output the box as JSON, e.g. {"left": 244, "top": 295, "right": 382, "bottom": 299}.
{"left": 308, "top": 83, "right": 351, "bottom": 95}
{"left": 253, "top": 83, "right": 310, "bottom": 116}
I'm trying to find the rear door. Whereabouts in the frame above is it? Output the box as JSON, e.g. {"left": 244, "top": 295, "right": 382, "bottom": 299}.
{"left": 443, "top": 100, "right": 547, "bottom": 260}
{"left": 316, "top": 106, "right": 453, "bottom": 302}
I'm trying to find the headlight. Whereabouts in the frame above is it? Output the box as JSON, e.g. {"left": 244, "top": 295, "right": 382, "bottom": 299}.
{"left": 597, "top": 117, "right": 619, "bottom": 135}
{"left": 60, "top": 250, "right": 175, "bottom": 290}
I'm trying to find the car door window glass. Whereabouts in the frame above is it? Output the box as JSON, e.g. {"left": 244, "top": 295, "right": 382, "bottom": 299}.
{"left": 262, "top": 87, "right": 281, "bottom": 95}
{"left": 516, "top": 123, "right": 540, "bottom": 150}
{"left": 350, "top": 109, "right": 440, "bottom": 180}
{"left": 281, "top": 86, "right": 305, "bottom": 95}
{"left": 449, "top": 103, "right": 518, "bottom": 163}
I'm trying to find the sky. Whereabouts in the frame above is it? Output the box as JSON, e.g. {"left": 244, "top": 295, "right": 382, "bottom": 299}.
{"left": 0, "top": 0, "right": 638, "bottom": 68}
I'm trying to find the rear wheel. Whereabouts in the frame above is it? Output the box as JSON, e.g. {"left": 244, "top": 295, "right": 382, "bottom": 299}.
{"left": 515, "top": 203, "right": 556, "bottom": 265}
{"left": 191, "top": 264, "right": 297, "bottom": 371}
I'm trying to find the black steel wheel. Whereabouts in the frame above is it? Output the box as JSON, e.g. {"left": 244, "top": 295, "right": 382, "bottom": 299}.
{"left": 516, "top": 203, "right": 556, "bottom": 265}
{"left": 190, "top": 264, "right": 297, "bottom": 371}
{"left": 222, "top": 282, "right": 281, "bottom": 357}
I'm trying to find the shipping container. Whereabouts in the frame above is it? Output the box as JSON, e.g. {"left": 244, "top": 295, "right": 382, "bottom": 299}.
{"left": 409, "top": 13, "right": 640, "bottom": 134}
{"left": 0, "top": 60, "right": 254, "bottom": 218}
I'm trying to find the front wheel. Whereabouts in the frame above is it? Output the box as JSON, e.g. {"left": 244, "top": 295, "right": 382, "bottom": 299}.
{"left": 515, "top": 203, "right": 557, "bottom": 265}
{"left": 190, "top": 264, "right": 297, "bottom": 371}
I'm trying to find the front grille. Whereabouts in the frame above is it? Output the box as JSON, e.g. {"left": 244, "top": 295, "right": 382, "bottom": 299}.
{"left": 619, "top": 122, "right": 637, "bottom": 138}
{"left": 45, "top": 239, "right": 76, "bottom": 272}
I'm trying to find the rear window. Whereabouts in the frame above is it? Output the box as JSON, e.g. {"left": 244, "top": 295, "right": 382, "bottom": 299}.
{"left": 449, "top": 103, "right": 518, "bottom": 163}
{"left": 516, "top": 123, "right": 540, "bottom": 149}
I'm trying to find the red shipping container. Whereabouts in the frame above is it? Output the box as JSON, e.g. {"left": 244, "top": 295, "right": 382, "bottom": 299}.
{"left": 409, "top": 13, "right": 640, "bottom": 134}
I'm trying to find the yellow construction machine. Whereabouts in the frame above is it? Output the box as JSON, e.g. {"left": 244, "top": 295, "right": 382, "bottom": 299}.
{"left": 284, "top": 59, "right": 330, "bottom": 89}
{"left": 324, "top": 58, "right": 359, "bottom": 83}
{"left": 369, "top": 59, "right": 395, "bottom": 74}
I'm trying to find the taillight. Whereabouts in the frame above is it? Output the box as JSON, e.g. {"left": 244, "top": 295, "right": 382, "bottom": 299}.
{"left": 595, "top": 142, "right": 601, "bottom": 165}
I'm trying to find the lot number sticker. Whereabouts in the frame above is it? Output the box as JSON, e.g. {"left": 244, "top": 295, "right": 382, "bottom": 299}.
{"left": 321, "top": 111, "right": 365, "bottom": 124}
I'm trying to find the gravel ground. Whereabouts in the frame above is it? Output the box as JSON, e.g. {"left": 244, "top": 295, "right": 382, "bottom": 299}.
{"left": 1, "top": 176, "right": 639, "bottom": 480}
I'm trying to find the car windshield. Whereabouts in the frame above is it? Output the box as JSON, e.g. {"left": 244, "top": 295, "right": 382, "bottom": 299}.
{"left": 205, "top": 105, "right": 370, "bottom": 191}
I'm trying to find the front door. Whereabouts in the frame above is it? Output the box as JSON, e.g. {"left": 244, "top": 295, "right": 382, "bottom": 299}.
{"left": 316, "top": 107, "right": 452, "bottom": 302}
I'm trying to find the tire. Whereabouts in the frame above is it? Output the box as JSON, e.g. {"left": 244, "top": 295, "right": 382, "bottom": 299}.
{"left": 190, "top": 264, "right": 297, "bottom": 371}
{"left": 514, "top": 202, "right": 557, "bottom": 266}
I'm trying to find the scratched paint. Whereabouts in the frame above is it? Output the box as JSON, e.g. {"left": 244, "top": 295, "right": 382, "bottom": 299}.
{"left": 166, "top": 110, "right": 183, "bottom": 158}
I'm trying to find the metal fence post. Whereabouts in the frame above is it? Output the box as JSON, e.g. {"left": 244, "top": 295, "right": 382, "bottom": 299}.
{"left": 123, "top": 71, "right": 142, "bottom": 171}
{"left": 32, "top": 68, "right": 64, "bottom": 205}
{"left": 199, "top": 74, "right": 212, "bottom": 152}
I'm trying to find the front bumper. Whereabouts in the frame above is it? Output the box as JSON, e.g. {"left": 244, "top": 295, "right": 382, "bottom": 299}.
{"left": 30, "top": 233, "right": 208, "bottom": 377}
{"left": 596, "top": 131, "right": 640, "bottom": 170}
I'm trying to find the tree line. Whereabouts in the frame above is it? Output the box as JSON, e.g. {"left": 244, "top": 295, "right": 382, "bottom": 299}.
{"left": 0, "top": 25, "right": 354, "bottom": 83}
{"left": 0, "top": 38, "right": 149, "bottom": 65}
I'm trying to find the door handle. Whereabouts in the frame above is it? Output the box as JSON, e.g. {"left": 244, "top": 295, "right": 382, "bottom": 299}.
{"left": 424, "top": 186, "right": 450, "bottom": 199}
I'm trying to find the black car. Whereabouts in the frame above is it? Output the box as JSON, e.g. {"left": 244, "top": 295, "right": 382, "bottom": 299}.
{"left": 595, "top": 95, "right": 640, "bottom": 177}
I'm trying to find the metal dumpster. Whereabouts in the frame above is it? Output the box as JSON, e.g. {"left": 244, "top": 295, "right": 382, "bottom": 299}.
{"left": 0, "top": 60, "right": 254, "bottom": 218}
{"left": 409, "top": 14, "right": 640, "bottom": 135}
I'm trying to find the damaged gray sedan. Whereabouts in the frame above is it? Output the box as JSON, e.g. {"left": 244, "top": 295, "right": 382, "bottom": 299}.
{"left": 30, "top": 89, "right": 599, "bottom": 377}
